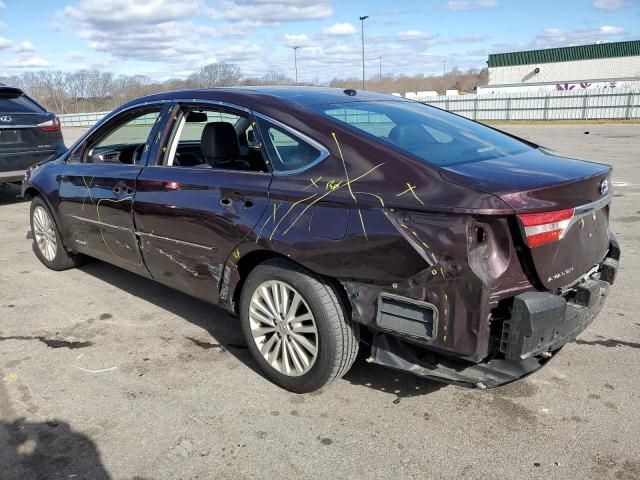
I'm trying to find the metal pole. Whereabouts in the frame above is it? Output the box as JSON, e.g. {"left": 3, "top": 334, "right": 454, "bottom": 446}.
{"left": 379, "top": 56, "right": 382, "bottom": 80}
{"left": 293, "top": 46, "right": 299, "bottom": 85}
{"left": 442, "top": 60, "right": 446, "bottom": 94}
{"left": 359, "top": 16, "right": 369, "bottom": 91}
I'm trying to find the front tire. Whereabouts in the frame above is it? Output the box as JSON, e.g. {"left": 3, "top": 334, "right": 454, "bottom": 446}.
{"left": 30, "top": 196, "right": 82, "bottom": 271}
{"left": 240, "top": 259, "right": 359, "bottom": 393}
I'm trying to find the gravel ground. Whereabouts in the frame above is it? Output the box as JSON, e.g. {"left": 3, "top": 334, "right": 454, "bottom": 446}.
{"left": 0, "top": 124, "right": 639, "bottom": 480}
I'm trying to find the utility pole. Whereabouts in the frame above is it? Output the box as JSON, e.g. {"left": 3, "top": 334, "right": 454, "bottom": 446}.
{"left": 442, "top": 60, "right": 447, "bottom": 94}
{"left": 378, "top": 56, "right": 382, "bottom": 80}
{"left": 293, "top": 46, "right": 299, "bottom": 85}
{"left": 359, "top": 15, "right": 369, "bottom": 91}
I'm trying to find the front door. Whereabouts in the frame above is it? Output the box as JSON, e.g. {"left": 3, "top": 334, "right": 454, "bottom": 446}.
{"left": 134, "top": 103, "right": 272, "bottom": 303}
{"left": 57, "top": 105, "right": 166, "bottom": 275}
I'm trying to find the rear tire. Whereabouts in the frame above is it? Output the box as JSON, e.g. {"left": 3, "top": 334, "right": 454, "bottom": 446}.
{"left": 30, "top": 196, "right": 83, "bottom": 271}
{"left": 239, "top": 258, "right": 359, "bottom": 393}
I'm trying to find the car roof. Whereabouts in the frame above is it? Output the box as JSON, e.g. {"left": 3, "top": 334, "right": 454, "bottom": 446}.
{"left": 124, "top": 86, "right": 407, "bottom": 111}
{"left": 229, "top": 86, "right": 405, "bottom": 106}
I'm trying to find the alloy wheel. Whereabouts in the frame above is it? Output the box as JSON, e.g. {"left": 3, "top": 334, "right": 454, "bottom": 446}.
{"left": 248, "top": 280, "right": 319, "bottom": 376}
{"left": 32, "top": 205, "right": 57, "bottom": 262}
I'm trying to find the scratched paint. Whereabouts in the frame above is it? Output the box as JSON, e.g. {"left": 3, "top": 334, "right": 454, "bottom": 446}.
{"left": 220, "top": 265, "right": 232, "bottom": 301}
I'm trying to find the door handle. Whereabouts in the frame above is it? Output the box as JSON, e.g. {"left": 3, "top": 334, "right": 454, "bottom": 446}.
{"left": 113, "top": 183, "right": 134, "bottom": 196}
{"left": 221, "top": 196, "right": 253, "bottom": 208}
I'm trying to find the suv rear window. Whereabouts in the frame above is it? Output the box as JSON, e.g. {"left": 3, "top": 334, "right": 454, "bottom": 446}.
{"left": 309, "top": 101, "right": 531, "bottom": 166}
{"left": 0, "top": 93, "right": 45, "bottom": 114}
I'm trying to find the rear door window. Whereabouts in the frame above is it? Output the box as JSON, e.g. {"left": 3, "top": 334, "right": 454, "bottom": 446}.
{"left": 255, "top": 116, "right": 326, "bottom": 173}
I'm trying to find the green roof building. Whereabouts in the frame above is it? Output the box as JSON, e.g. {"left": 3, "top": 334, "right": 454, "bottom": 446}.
{"left": 479, "top": 40, "right": 640, "bottom": 94}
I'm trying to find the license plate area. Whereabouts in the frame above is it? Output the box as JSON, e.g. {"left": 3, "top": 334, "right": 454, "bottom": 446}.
{"left": 0, "top": 129, "right": 20, "bottom": 144}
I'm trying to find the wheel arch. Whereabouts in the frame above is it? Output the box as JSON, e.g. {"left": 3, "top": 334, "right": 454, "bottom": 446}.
{"left": 229, "top": 249, "right": 351, "bottom": 318}
{"left": 24, "top": 185, "right": 70, "bottom": 253}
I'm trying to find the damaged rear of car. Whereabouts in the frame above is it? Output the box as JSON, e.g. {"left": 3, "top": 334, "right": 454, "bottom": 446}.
{"left": 298, "top": 98, "right": 619, "bottom": 389}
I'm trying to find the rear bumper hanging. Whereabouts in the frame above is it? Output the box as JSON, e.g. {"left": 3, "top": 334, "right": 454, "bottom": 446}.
{"left": 369, "top": 252, "right": 619, "bottom": 389}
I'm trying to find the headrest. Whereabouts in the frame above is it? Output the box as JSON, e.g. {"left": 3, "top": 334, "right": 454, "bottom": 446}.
{"left": 388, "top": 124, "right": 433, "bottom": 148}
{"left": 201, "top": 122, "right": 240, "bottom": 159}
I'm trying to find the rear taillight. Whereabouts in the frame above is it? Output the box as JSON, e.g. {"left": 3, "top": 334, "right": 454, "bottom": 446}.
{"left": 517, "top": 208, "right": 574, "bottom": 248}
{"left": 37, "top": 117, "right": 61, "bottom": 132}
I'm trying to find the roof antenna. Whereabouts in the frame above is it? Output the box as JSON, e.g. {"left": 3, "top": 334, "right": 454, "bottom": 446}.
{"left": 343, "top": 89, "right": 357, "bottom": 96}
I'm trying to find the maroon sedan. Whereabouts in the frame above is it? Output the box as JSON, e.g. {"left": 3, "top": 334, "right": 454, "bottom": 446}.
{"left": 22, "top": 87, "right": 619, "bottom": 392}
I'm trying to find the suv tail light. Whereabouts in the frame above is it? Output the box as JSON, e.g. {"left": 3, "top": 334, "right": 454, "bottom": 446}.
{"left": 37, "top": 117, "right": 61, "bottom": 132}
{"left": 517, "top": 208, "right": 574, "bottom": 248}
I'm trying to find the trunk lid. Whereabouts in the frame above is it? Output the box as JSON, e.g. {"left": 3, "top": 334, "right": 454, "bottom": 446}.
{"left": 1, "top": 88, "right": 61, "bottom": 155}
{"left": 0, "top": 112, "right": 58, "bottom": 151}
{"left": 439, "top": 148, "right": 612, "bottom": 290}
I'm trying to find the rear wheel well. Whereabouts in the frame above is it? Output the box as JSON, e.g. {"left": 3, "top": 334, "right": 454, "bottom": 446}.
{"left": 22, "top": 187, "right": 40, "bottom": 201}
{"left": 232, "top": 250, "right": 351, "bottom": 318}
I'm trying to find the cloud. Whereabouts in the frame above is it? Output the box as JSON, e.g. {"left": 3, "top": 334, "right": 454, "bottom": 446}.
{"left": 63, "top": 0, "right": 201, "bottom": 27}
{"left": 58, "top": 0, "right": 220, "bottom": 66}
{"left": 65, "top": 51, "right": 86, "bottom": 62}
{"left": 5, "top": 55, "right": 51, "bottom": 68}
{"left": 0, "top": 36, "right": 11, "bottom": 49}
{"left": 534, "top": 25, "right": 624, "bottom": 45}
{"left": 15, "top": 41, "right": 36, "bottom": 53}
{"left": 0, "top": 1, "right": 5, "bottom": 9}
{"left": 322, "top": 23, "right": 357, "bottom": 36}
{"left": 207, "top": 0, "right": 333, "bottom": 25}
{"left": 447, "top": 0, "right": 497, "bottom": 11}
{"left": 593, "top": 0, "right": 627, "bottom": 10}
{"left": 398, "top": 30, "right": 427, "bottom": 39}
{"left": 284, "top": 34, "right": 311, "bottom": 46}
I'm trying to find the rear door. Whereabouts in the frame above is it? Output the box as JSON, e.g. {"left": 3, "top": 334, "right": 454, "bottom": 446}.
{"left": 0, "top": 89, "right": 62, "bottom": 173}
{"left": 57, "top": 104, "right": 167, "bottom": 275}
{"left": 133, "top": 102, "right": 271, "bottom": 303}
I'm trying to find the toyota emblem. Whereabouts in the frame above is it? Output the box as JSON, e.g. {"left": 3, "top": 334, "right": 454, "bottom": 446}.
{"left": 0, "top": 115, "right": 12, "bottom": 123}
{"left": 599, "top": 179, "right": 609, "bottom": 196}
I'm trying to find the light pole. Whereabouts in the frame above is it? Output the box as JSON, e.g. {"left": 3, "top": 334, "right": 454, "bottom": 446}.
{"left": 359, "top": 15, "right": 369, "bottom": 91}
{"left": 292, "top": 46, "right": 299, "bottom": 85}
{"left": 378, "top": 56, "right": 382, "bottom": 80}
{"left": 442, "top": 60, "right": 447, "bottom": 94}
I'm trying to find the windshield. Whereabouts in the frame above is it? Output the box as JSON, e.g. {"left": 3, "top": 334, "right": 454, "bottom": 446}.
{"left": 309, "top": 100, "right": 532, "bottom": 166}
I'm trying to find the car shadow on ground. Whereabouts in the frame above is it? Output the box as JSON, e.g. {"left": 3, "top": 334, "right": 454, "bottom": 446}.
{"left": 0, "top": 183, "right": 25, "bottom": 205}
{"left": 343, "top": 351, "right": 445, "bottom": 399}
{"left": 78, "top": 259, "right": 446, "bottom": 398}
{"left": 0, "top": 378, "right": 112, "bottom": 479}
{"left": 0, "top": 417, "right": 112, "bottom": 480}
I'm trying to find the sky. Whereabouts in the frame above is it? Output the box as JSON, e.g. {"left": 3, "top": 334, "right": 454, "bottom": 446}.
{"left": 0, "top": 0, "right": 639, "bottom": 82}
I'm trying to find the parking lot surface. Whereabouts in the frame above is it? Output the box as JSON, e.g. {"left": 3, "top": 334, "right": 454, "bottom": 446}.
{"left": 1, "top": 124, "right": 639, "bottom": 479}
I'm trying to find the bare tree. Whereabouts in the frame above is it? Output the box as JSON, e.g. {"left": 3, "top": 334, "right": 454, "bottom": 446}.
{"left": 188, "top": 63, "right": 242, "bottom": 88}
{"left": 1, "top": 63, "right": 488, "bottom": 115}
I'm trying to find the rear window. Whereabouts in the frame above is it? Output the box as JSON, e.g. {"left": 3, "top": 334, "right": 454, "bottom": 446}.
{"left": 309, "top": 101, "right": 531, "bottom": 166}
{"left": 0, "top": 93, "right": 44, "bottom": 114}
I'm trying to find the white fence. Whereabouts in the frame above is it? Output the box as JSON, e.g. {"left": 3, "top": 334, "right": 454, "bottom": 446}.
{"left": 58, "top": 111, "right": 109, "bottom": 127}
{"left": 419, "top": 89, "right": 640, "bottom": 121}
{"left": 58, "top": 88, "right": 640, "bottom": 127}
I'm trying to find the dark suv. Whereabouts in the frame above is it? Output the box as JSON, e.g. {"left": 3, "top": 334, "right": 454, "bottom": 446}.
{"left": 0, "top": 84, "right": 65, "bottom": 185}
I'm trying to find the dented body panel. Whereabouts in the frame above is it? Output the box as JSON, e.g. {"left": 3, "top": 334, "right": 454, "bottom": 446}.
{"left": 22, "top": 87, "right": 619, "bottom": 386}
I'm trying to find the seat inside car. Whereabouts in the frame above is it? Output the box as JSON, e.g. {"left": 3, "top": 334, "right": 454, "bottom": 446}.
{"left": 199, "top": 122, "right": 251, "bottom": 170}
{"left": 388, "top": 124, "right": 438, "bottom": 149}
